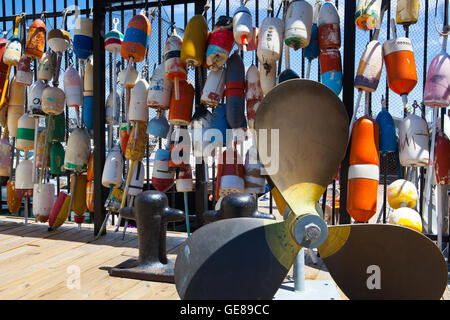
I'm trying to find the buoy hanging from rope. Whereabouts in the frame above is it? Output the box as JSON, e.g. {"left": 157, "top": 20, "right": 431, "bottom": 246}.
{"left": 7, "top": 105, "right": 24, "bottom": 138}
{"left": 73, "top": 14, "right": 93, "bottom": 60}
{"left": 147, "top": 109, "right": 170, "bottom": 139}
{"left": 191, "top": 105, "right": 212, "bottom": 158}
{"left": 216, "top": 147, "right": 245, "bottom": 200}
{"left": 147, "top": 63, "right": 173, "bottom": 110}
{"left": 181, "top": 14, "right": 209, "bottom": 69}
{"left": 64, "top": 128, "right": 91, "bottom": 172}
{"left": 347, "top": 116, "right": 380, "bottom": 223}
{"left": 209, "top": 103, "right": 230, "bottom": 148}
{"left": 48, "top": 191, "right": 71, "bottom": 230}
{"left": 16, "top": 113, "right": 35, "bottom": 151}
{"left": 8, "top": 75, "right": 26, "bottom": 106}
{"left": 37, "top": 51, "right": 56, "bottom": 82}
{"left": 15, "top": 159, "right": 34, "bottom": 197}
{"left": 7, "top": 179, "right": 22, "bottom": 215}
{"left": 318, "top": 1, "right": 341, "bottom": 50}
{"left": 102, "top": 145, "right": 123, "bottom": 188}
{"left": 24, "top": 19, "right": 46, "bottom": 60}
{"left": 33, "top": 183, "right": 55, "bottom": 222}
{"left": 129, "top": 78, "right": 149, "bottom": 122}
{"left": 396, "top": 0, "right": 420, "bottom": 33}
{"left": 206, "top": 15, "right": 234, "bottom": 70}
{"left": 168, "top": 126, "right": 191, "bottom": 172}
{"left": 48, "top": 10, "right": 72, "bottom": 87}
{"left": 398, "top": 113, "right": 429, "bottom": 167}
{"left": 152, "top": 148, "right": 175, "bottom": 193}
{"left": 164, "top": 29, "right": 187, "bottom": 101}
{"left": 257, "top": 16, "right": 284, "bottom": 67}
{"left": 375, "top": 97, "right": 397, "bottom": 154}
{"left": 16, "top": 55, "right": 33, "bottom": 86}
{"left": 245, "top": 65, "right": 263, "bottom": 130}
{"left": 168, "top": 80, "right": 194, "bottom": 126}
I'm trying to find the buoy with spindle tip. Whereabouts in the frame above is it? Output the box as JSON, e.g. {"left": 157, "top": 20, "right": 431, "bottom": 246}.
{"left": 15, "top": 160, "right": 34, "bottom": 197}
{"left": 191, "top": 106, "right": 212, "bottom": 158}
{"left": 257, "top": 16, "right": 284, "bottom": 68}
{"left": 244, "top": 146, "right": 265, "bottom": 194}
{"left": 201, "top": 68, "right": 226, "bottom": 107}
{"left": 246, "top": 65, "right": 263, "bottom": 130}
{"left": 233, "top": 4, "right": 253, "bottom": 53}
{"left": 164, "top": 29, "right": 187, "bottom": 101}
{"left": 398, "top": 113, "right": 429, "bottom": 167}
{"left": 152, "top": 148, "right": 175, "bottom": 193}
{"left": 48, "top": 11, "right": 72, "bottom": 87}
{"left": 303, "top": 1, "right": 321, "bottom": 79}
{"left": 355, "top": 0, "right": 382, "bottom": 31}
{"left": 347, "top": 116, "right": 380, "bottom": 223}
{"left": 64, "top": 128, "right": 91, "bottom": 173}
{"left": 225, "top": 52, "right": 245, "bottom": 129}
{"left": 25, "top": 19, "right": 46, "bottom": 60}
{"left": 37, "top": 51, "right": 56, "bottom": 82}
{"left": 396, "top": 0, "right": 419, "bottom": 32}
{"left": 147, "top": 110, "right": 170, "bottom": 139}
{"left": 259, "top": 62, "right": 277, "bottom": 95}
{"left": 181, "top": 14, "right": 208, "bottom": 68}
{"left": 434, "top": 132, "right": 450, "bottom": 185}
{"left": 423, "top": 35, "right": 450, "bottom": 107}
{"left": 73, "top": 15, "right": 93, "bottom": 60}
{"left": 375, "top": 97, "right": 397, "bottom": 154}
{"left": 0, "top": 34, "right": 9, "bottom": 102}
{"left": 206, "top": 15, "right": 234, "bottom": 70}
{"left": 284, "top": 0, "right": 313, "bottom": 50}
{"left": 147, "top": 63, "right": 173, "bottom": 110}
{"left": 383, "top": 19, "right": 417, "bottom": 114}
{"left": 168, "top": 127, "right": 191, "bottom": 172}
{"left": 33, "top": 183, "right": 55, "bottom": 223}
{"left": 50, "top": 142, "right": 65, "bottom": 175}
{"left": 0, "top": 15, "right": 22, "bottom": 108}
{"left": 105, "top": 17, "right": 124, "bottom": 53}
{"left": 48, "top": 192, "right": 71, "bottom": 229}
{"left": 16, "top": 55, "right": 33, "bottom": 86}
{"left": 319, "top": 49, "right": 342, "bottom": 95}
{"left": 318, "top": 1, "right": 340, "bottom": 50}
{"left": 216, "top": 147, "right": 245, "bottom": 200}
{"left": 387, "top": 179, "right": 418, "bottom": 209}
{"left": 121, "top": 11, "right": 151, "bottom": 64}
{"left": 177, "top": 164, "right": 193, "bottom": 192}
{"left": 102, "top": 145, "right": 123, "bottom": 188}
{"left": 129, "top": 78, "right": 149, "bottom": 122}
{"left": 8, "top": 76, "right": 26, "bottom": 106}
{"left": 16, "top": 113, "right": 35, "bottom": 151}
{"left": 7, "top": 105, "right": 24, "bottom": 138}
{"left": 209, "top": 103, "right": 230, "bottom": 148}
{"left": 168, "top": 80, "right": 194, "bottom": 126}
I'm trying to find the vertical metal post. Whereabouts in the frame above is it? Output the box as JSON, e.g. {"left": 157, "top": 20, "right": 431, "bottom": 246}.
{"left": 338, "top": 0, "right": 356, "bottom": 224}
{"left": 93, "top": 0, "right": 107, "bottom": 236}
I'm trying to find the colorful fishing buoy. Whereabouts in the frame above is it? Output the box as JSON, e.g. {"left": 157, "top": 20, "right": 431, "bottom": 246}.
{"left": 74, "top": 16, "right": 93, "bottom": 60}
{"left": 398, "top": 113, "right": 429, "bottom": 167}
{"left": 0, "top": 133, "right": 11, "bottom": 178}
{"left": 201, "top": 68, "right": 226, "bottom": 107}
{"left": 7, "top": 180, "right": 22, "bottom": 214}
{"left": 355, "top": 40, "right": 383, "bottom": 92}
{"left": 387, "top": 179, "right": 418, "bottom": 209}
{"left": 257, "top": 17, "right": 284, "bottom": 68}
{"left": 176, "top": 165, "right": 194, "bottom": 193}
{"left": 233, "top": 5, "right": 253, "bottom": 53}
{"left": 16, "top": 113, "right": 35, "bottom": 151}
{"left": 64, "top": 66, "right": 83, "bottom": 108}
{"left": 225, "top": 52, "right": 245, "bottom": 128}
{"left": 128, "top": 161, "right": 145, "bottom": 196}
{"left": 50, "top": 142, "right": 65, "bottom": 175}
{"left": 375, "top": 102, "right": 397, "bottom": 154}
{"left": 347, "top": 116, "right": 380, "bottom": 223}
{"left": 71, "top": 173, "right": 87, "bottom": 216}
{"left": 121, "top": 12, "right": 151, "bottom": 63}
{"left": 42, "top": 87, "right": 65, "bottom": 115}
{"left": 106, "top": 90, "right": 121, "bottom": 125}
{"left": 119, "top": 65, "right": 139, "bottom": 89}
{"left": 125, "top": 122, "right": 148, "bottom": 162}
{"left": 15, "top": 160, "right": 34, "bottom": 197}
{"left": 37, "top": 51, "right": 56, "bottom": 82}
{"left": 147, "top": 110, "right": 170, "bottom": 139}
{"left": 396, "top": 0, "right": 420, "bottom": 29}
{"left": 168, "top": 127, "right": 191, "bottom": 172}
{"left": 434, "top": 131, "right": 450, "bottom": 185}
{"left": 105, "top": 18, "right": 124, "bottom": 53}
{"left": 36, "top": 129, "right": 50, "bottom": 168}
{"left": 25, "top": 19, "right": 46, "bottom": 60}
{"left": 33, "top": 183, "right": 55, "bottom": 222}
{"left": 152, "top": 148, "right": 175, "bottom": 193}
{"left": 120, "top": 123, "right": 132, "bottom": 154}
{"left": 318, "top": 1, "right": 341, "bottom": 50}
{"left": 147, "top": 63, "right": 173, "bottom": 110}
{"left": 164, "top": 29, "right": 187, "bottom": 100}
{"left": 64, "top": 128, "right": 91, "bottom": 173}
{"left": 16, "top": 55, "right": 33, "bottom": 86}
{"left": 191, "top": 106, "right": 212, "bottom": 158}
{"left": 209, "top": 103, "right": 230, "bottom": 148}
{"left": 206, "top": 15, "right": 234, "bottom": 70}
{"left": 319, "top": 48, "right": 342, "bottom": 95}
{"left": 8, "top": 76, "right": 26, "bottom": 106}
{"left": 355, "top": 0, "right": 382, "bottom": 31}
{"left": 259, "top": 62, "right": 277, "bottom": 95}
{"left": 246, "top": 65, "right": 264, "bottom": 130}
{"left": 216, "top": 148, "right": 245, "bottom": 200}
{"left": 102, "top": 145, "right": 123, "bottom": 188}
{"left": 284, "top": 0, "right": 313, "bottom": 50}
{"left": 168, "top": 80, "right": 194, "bottom": 126}
{"left": 423, "top": 49, "right": 450, "bottom": 108}
{"left": 86, "top": 180, "right": 94, "bottom": 212}
{"left": 181, "top": 14, "right": 208, "bottom": 68}
{"left": 48, "top": 192, "right": 71, "bottom": 229}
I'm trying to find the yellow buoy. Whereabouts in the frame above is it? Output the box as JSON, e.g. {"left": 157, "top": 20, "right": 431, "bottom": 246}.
{"left": 180, "top": 14, "right": 208, "bottom": 68}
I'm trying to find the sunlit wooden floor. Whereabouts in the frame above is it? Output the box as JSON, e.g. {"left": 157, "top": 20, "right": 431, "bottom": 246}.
{"left": 0, "top": 211, "right": 448, "bottom": 300}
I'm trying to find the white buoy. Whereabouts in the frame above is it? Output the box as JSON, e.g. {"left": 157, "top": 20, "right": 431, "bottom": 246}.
{"left": 16, "top": 113, "right": 35, "bottom": 151}
{"left": 284, "top": 0, "right": 313, "bottom": 50}
{"left": 64, "top": 66, "right": 83, "bottom": 108}
{"left": 398, "top": 113, "right": 430, "bottom": 167}
{"left": 176, "top": 165, "right": 194, "bottom": 192}
{"left": 16, "top": 160, "right": 34, "bottom": 191}
{"left": 233, "top": 5, "right": 253, "bottom": 53}
{"left": 257, "top": 16, "right": 284, "bottom": 66}
{"left": 147, "top": 63, "right": 173, "bottom": 110}
{"left": 42, "top": 87, "right": 65, "bottom": 115}
{"left": 37, "top": 51, "right": 56, "bottom": 82}
{"left": 201, "top": 69, "right": 226, "bottom": 107}
{"left": 128, "top": 78, "right": 149, "bottom": 122}
{"left": 102, "top": 145, "right": 123, "bottom": 188}
{"left": 33, "top": 183, "right": 55, "bottom": 222}
{"left": 64, "top": 128, "right": 91, "bottom": 172}
{"left": 259, "top": 62, "right": 277, "bottom": 95}
{"left": 28, "top": 80, "right": 49, "bottom": 117}
{"left": 128, "top": 161, "right": 145, "bottom": 196}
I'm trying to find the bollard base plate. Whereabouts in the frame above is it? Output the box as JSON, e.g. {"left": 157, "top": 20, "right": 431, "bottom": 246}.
{"left": 109, "top": 257, "right": 176, "bottom": 283}
{"left": 273, "top": 280, "right": 342, "bottom": 300}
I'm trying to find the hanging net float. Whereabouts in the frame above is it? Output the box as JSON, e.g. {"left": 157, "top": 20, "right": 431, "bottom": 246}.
{"left": 147, "top": 63, "right": 173, "bottom": 110}
{"left": 42, "top": 86, "right": 65, "bottom": 116}
{"left": 64, "top": 66, "right": 83, "bottom": 109}
{"left": 129, "top": 78, "right": 149, "bottom": 123}
{"left": 387, "top": 179, "right": 422, "bottom": 232}
{"left": 423, "top": 42, "right": 450, "bottom": 108}
{"left": 284, "top": 0, "right": 313, "bottom": 50}
{"left": 105, "top": 17, "right": 124, "bottom": 53}
{"left": 398, "top": 113, "right": 430, "bottom": 167}
{"left": 375, "top": 99, "right": 397, "bottom": 154}
{"left": 355, "top": 40, "right": 383, "bottom": 93}
{"left": 164, "top": 29, "right": 187, "bottom": 101}
{"left": 73, "top": 15, "right": 94, "bottom": 60}
{"left": 121, "top": 11, "right": 151, "bottom": 63}
{"left": 318, "top": 1, "right": 341, "bottom": 50}
{"left": 206, "top": 15, "right": 234, "bottom": 71}
{"left": 216, "top": 147, "right": 245, "bottom": 200}
{"left": 355, "top": 0, "right": 382, "bottom": 31}
{"left": 181, "top": 14, "right": 209, "bottom": 68}
{"left": 37, "top": 51, "right": 57, "bottom": 82}
{"left": 201, "top": 68, "right": 226, "bottom": 107}
{"left": 24, "top": 18, "right": 46, "bottom": 60}
{"left": 64, "top": 128, "right": 91, "bottom": 173}
{"left": 8, "top": 75, "right": 26, "bottom": 106}
{"left": 233, "top": 4, "right": 253, "bottom": 53}
{"left": 119, "top": 65, "right": 139, "bottom": 89}
{"left": 147, "top": 109, "right": 170, "bottom": 139}
{"left": 33, "top": 183, "right": 55, "bottom": 223}
{"left": 396, "top": 0, "right": 420, "bottom": 29}
{"left": 102, "top": 145, "right": 123, "bottom": 189}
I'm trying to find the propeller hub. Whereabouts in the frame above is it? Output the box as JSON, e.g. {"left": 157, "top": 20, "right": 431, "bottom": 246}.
{"left": 292, "top": 214, "right": 328, "bottom": 249}
{"left": 304, "top": 223, "right": 321, "bottom": 241}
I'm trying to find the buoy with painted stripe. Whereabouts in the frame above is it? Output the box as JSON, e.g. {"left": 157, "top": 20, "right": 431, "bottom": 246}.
{"left": 8, "top": 76, "right": 26, "bottom": 106}
{"left": 318, "top": 1, "right": 341, "bottom": 50}
{"left": 181, "top": 14, "right": 208, "bottom": 68}
{"left": 244, "top": 146, "right": 265, "bottom": 194}
{"left": 434, "top": 131, "right": 450, "bottom": 185}
{"left": 284, "top": 0, "right": 313, "bottom": 50}
{"left": 37, "top": 51, "right": 56, "bottom": 82}
{"left": 216, "top": 148, "right": 245, "bottom": 200}
{"left": 121, "top": 12, "right": 151, "bottom": 63}
{"left": 125, "top": 122, "right": 148, "bottom": 161}
{"left": 74, "top": 16, "right": 93, "bottom": 60}
{"left": 319, "top": 48, "right": 342, "bottom": 95}
{"left": 168, "top": 80, "right": 194, "bottom": 126}
{"left": 233, "top": 5, "right": 253, "bottom": 53}
{"left": 387, "top": 179, "right": 418, "bottom": 209}
{"left": 33, "top": 183, "right": 55, "bottom": 222}
{"left": 246, "top": 65, "right": 263, "bottom": 129}
{"left": 257, "top": 16, "right": 284, "bottom": 67}
{"left": 388, "top": 206, "right": 422, "bottom": 232}
{"left": 355, "top": 0, "right": 382, "bottom": 31}
{"left": 16, "top": 159, "right": 34, "bottom": 197}
{"left": 105, "top": 18, "right": 124, "bottom": 53}
{"left": 423, "top": 48, "right": 450, "bottom": 108}
{"left": 201, "top": 68, "right": 226, "bottom": 107}
{"left": 16, "top": 55, "right": 33, "bottom": 86}
{"left": 147, "top": 63, "right": 173, "bottom": 110}
{"left": 16, "top": 113, "right": 35, "bottom": 151}
{"left": 128, "top": 161, "right": 145, "bottom": 196}
{"left": 48, "top": 191, "right": 71, "bottom": 229}
{"left": 129, "top": 78, "right": 149, "bottom": 122}
{"left": 375, "top": 102, "right": 397, "bottom": 154}
{"left": 355, "top": 40, "right": 383, "bottom": 92}
{"left": 7, "top": 105, "right": 24, "bottom": 138}
{"left": 0, "top": 36, "right": 9, "bottom": 103}
{"left": 64, "top": 128, "right": 91, "bottom": 173}
{"left": 42, "top": 86, "right": 65, "bottom": 115}
{"left": 102, "top": 145, "right": 123, "bottom": 188}
{"left": 86, "top": 180, "right": 94, "bottom": 212}
{"left": 147, "top": 110, "right": 170, "bottom": 139}
{"left": 152, "top": 148, "right": 175, "bottom": 192}
{"left": 225, "top": 52, "right": 245, "bottom": 128}
{"left": 164, "top": 29, "right": 187, "bottom": 100}
{"left": 206, "top": 15, "right": 234, "bottom": 70}
{"left": 347, "top": 116, "right": 380, "bottom": 223}
{"left": 50, "top": 142, "right": 65, "bottom": 175}
{"left": 176, "top": 164, "right": 194, "bottom": 192}
{"left": 25, "top": 19, "right": 46, "bottom": 60}
{"left": 398, "top": 113, "right": 429, "bottom": 167}
{"left": 259, "top": 62, "right": 277, "bottom": 95}
{"left": 64, "top": 66, "right": 83, "bottom": 108}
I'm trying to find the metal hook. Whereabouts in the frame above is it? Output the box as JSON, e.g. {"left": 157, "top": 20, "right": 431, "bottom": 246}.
{"left": 112, "top": 17, "right": 120, "bottom": 31}
{"left": 434, "top": 0, "right": 450, "bottom": 36}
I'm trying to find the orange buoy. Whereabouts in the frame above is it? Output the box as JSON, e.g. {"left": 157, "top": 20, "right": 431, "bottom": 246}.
{"left": 168, "top": 80, "right": 194, "bottom": 126}
{"left": 347, "top": 116, "right": 380, "bottom": 223}
{"left": 25, "top": 19, "right": 46, "bottom": 60}
{"left": 86, "top": 180, "right": 94, "bottom": 212}
{"left": 121, "top": 12, "right": 151, "bottom": 63}
{"left": 7, "top": 179, "right": 22, "bottom": 215}
{"left": 164, "top": 29, "right": 187, "bottom": 100}
{"left": 434, "top": 131, "right": 450, "bottom": 185}
{"left": 87, "top": 153, "right": 94, "bottom": 181}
